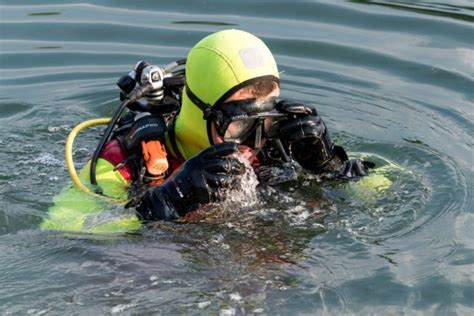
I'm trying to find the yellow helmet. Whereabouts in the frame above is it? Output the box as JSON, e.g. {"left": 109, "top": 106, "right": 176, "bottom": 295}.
{"left": 171, "top": 29, "right": 280, "bottom": 160}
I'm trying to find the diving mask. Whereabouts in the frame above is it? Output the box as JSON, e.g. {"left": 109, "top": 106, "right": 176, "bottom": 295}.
{"left": 214, "top": 97, "right": 287, "bottom": 147}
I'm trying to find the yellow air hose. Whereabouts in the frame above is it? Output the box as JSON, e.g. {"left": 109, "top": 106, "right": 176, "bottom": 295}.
{"left": 65, "top": 118, "right": 111, "bottom": 195}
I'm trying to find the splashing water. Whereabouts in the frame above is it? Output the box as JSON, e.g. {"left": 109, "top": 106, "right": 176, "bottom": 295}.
{"left": 185, "top": 153, "right": 261, "bottom": 222}
{"left": 256, "top": 162, "right": 300, "bottom": 185}
{"left": 219, "top": 153, "right": 260, "bottom": 208}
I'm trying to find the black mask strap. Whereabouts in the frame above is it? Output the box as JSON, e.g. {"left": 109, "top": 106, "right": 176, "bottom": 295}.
{"left": 185, "top": 83, "right": 220, "bottom": 121}
{"left": 185, "top": 75, "right": 280, "bottom": 120}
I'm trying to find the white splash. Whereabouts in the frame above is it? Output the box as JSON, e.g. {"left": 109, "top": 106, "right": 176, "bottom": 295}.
{"left": 198, "top": 301, "right": 211, "bottom": 309}
{"left": 111, "top": 303, "right": 137, "bottom": 314}
{"left": 219, "top": 153, "right": 259, "bottom": 208}
{"left": 229, "top": 292, "right": 243, "bottom": 302}
{"left": 220, "top": 307, "right": 236, "bottom": 316}
{"left": 47, "top": 125, "right": 71, "bottom": 133}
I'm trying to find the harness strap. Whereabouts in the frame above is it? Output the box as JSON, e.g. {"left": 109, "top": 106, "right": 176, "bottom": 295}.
{"left": 167, "top": 114, "right": 186, "bottom": 162}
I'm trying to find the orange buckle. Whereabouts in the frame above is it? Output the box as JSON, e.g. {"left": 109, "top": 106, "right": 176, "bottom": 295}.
{"left": 141, "top": 140, "right": 169, "bottom": 176}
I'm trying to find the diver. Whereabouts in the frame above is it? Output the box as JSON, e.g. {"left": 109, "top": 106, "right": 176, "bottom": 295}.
{"left": 51, "top": 30, "right": 373, "bottom": 232}
{"left": 73, "top": 29, "right": 373, "bottom": 223}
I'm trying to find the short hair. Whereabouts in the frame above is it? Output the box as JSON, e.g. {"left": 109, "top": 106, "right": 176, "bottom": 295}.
{"left": 242, "top": 79, "right": 279, "bottom": 98}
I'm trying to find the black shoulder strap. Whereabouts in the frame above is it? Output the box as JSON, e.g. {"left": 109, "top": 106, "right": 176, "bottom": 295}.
{"left": 167, "top": 114, "right": 186, "bottom": 162}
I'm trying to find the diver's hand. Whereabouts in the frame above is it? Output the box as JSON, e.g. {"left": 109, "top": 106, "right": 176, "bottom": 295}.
{"left": 335, "top": 159, "right": 375, "bottom": 180}
{"left": 276, "top": 100, "right": 336, "bottom": 172}
{"left": 136, "top": 143, "right": 246, "bottom": 220}
{"left": 276, "top": 100, "right": 321, "bottom": 142}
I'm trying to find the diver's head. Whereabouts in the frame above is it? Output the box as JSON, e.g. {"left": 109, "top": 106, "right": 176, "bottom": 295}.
{"left": 210, "top": 79, "right": 281, "bottom": 161}
{"left": 174, "top": 29, "right": 280, "bottom": 160}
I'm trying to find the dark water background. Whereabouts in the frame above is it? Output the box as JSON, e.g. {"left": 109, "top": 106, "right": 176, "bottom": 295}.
{"left": 0, "top": 0, "right": 473, "bottom": 314}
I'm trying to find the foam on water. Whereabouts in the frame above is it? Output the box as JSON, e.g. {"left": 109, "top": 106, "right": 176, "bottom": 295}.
{"left": 47, "top": 125, "right": 71, "bottom": 133}
{"left": 30, "top": 153, "right": 63, "bottom": 167}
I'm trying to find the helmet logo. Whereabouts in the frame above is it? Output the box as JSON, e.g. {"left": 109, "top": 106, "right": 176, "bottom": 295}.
{"left": 239, "top": 46, "right": 265, "bottom": 69}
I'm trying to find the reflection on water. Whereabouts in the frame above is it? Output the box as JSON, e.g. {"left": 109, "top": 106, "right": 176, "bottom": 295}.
{"left": 0, "top": 0, "right": 473, "bottom": 314}
{"left": 35, "top": 46, "right": 63, "bottom": 50}
{"left": 172, "top": 20, "right": 238, "bottom": 26}
{"left": 350, "top": 0, "right": 474, "bottom": 22}
{"left": 27, "top": 12, "right": 61, "bottom": 16}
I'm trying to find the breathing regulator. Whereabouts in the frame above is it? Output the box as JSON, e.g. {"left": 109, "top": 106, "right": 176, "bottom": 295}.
{"left": 117, "top": 60, "right": 185, "bottom": 107}
{"left": 65, "top": 59, "right": 186, "bottom": 196}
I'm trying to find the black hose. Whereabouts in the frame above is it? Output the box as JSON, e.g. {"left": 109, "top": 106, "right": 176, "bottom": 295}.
{"left": 89, "top": 99, "right": 130, "bottom": 193}
{"left": 163, "top": 76, "right": 185, "bottom": 88}
{"left": 274, "top": 139, "right": 291, "bottom": 163}
{"left": 89, "top": 85, "right": 152, "bottom": 193}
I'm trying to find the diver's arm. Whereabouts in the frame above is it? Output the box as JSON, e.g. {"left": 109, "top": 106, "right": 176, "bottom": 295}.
{"left": 276, "top": 100, "right": 373, "bottom": 178}
{"left": 136, "top": 143, "right": 246, "bottom": 220}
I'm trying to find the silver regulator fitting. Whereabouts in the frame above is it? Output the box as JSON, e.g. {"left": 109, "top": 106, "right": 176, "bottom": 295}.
{"left": 139, "top": 64, "right": 167, "bottom": 105}
{"left": 117, "top": 60, "right": 185, "bottom": 106}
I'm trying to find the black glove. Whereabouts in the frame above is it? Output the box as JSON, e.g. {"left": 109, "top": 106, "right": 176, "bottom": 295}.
{"left": 327, "top": 159, "right": 375, "bottom": 180}
{"left": 136, "top": 143, "right": 246, "bottom": 220}
{"left": 276, "top": 100, "right": 374, "bottom": 179}
{"left": 277, "top": 100, "right": 336, "bottom": 172}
